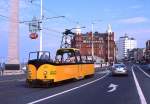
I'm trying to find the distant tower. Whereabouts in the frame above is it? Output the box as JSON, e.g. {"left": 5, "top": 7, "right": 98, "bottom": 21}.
{"left": 75, "top": 23, "right": 81, "bottom": 35}
{"left": 6, "top": 0, "right": 20, "bottom": 70}
{"left": 107, "top": 24, "right": 112, "bottom": 33}
{"left": 106, "top": 24, "right": 112, "bottom": 65}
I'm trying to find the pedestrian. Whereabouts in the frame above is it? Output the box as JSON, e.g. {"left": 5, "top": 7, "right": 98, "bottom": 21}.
{"left": 0, "top": 63, "right": 2, "bottom": 76}
{"left": 1, "top": 62, "right": 5, "bottom": 76}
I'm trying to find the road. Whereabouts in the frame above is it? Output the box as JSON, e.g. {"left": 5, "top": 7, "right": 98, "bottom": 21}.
{"left": 0, "top": 64, "right": 150, "bottom": 104}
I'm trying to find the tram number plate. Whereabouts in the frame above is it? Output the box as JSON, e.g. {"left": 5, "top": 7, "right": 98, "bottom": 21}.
{"left": 50, "top": 71, "right": 56, "bottom": 75}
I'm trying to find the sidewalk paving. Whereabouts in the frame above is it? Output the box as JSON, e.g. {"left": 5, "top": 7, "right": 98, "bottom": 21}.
{"left": 0, "top": 74, "right": 26, "bottom": 82}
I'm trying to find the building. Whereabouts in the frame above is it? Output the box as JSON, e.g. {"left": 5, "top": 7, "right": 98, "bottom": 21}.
{"left": 71, "top": 25, "right": 116, "bottom": 64}
{"left": 117, "top": 34, "right": 137, "bottom": 60}
{"left": 127, "top": 48, "right": 145, "bottom": 63}
{"left": 146, "top": 40, "right": 150, "bottom": 50}
{"left": 145, "top": 40, "right": 150, "bottom": 63}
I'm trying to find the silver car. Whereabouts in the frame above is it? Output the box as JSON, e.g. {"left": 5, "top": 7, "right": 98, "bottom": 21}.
{"left": 111, "top": 64, "right": 128, "bottom": 76}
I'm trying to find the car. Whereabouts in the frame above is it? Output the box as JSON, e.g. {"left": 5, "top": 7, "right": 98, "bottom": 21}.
{"left": 111, "top": 64, "right": 128, "bottom": 76}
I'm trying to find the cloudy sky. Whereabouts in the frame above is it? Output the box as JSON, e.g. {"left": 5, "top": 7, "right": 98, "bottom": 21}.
{"left": 0, "top": 0, "right": 150, "bottom": 61}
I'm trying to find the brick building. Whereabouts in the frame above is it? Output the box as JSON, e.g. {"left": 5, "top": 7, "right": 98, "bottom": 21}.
{"left": 146, "top": 40, "right": 150, "bottom": 50}
{"left": 71, "top": 31, "right": 116, "bottom": 63}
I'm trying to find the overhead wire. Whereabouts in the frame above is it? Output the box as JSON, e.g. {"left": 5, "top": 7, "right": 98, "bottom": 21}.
{"left": 0, "top": 0, "right": 10, "bottom": 21}
{"left": 0, "top": 0, "right": 79, "bottom": 34}
{"left": 0, "top": 14, "right": 9, "bottom": 19}
{"left": 18, "top": 1, "right": 63, "bottom": 34}
{"left": 28, "top": 1, "right": 79, "bottom": 25}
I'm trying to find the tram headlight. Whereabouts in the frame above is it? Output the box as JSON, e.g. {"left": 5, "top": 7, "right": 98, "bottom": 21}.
{"left": 43, "top": 71, "right": 47, "bottom": 75}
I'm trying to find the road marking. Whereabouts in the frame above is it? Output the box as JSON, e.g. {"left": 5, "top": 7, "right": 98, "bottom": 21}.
{"left": 136, "top": 66, "right": 150, "bottom": 78}
{"left": 96, "top": 70, "right": 110, "bottom": 74}
{"left": 131, "top": 66, "right": 147, "bottom": 104}
{"left": 27, "top": 73, "right": 109, "bottom": 104}
{"left": 107, "top": 83, "right": 118, "bottom": 93}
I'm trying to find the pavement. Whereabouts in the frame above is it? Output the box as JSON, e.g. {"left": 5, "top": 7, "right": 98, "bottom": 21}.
{"left": 0, "top": 64, "right": 149, "bottom": 104}
{"left": 2, "top": 70, "right": 25, "bottom": 76}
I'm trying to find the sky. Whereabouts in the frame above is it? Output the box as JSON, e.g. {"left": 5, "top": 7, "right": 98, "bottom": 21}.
{"left": 0, "top": 0, "right": 150, "bottom": 62}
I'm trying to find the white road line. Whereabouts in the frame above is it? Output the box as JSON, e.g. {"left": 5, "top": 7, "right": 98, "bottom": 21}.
{"left": 136, "top": 66, "right": 150, "bottom": 78}
{"left": 27, "top": 73, "right": 109, "bottom": 104}
{"left": 96, "top": 70, "right": 110, "bottom": 74}
{"left": 131, "top": 66, "right": 147, "bottom": 104}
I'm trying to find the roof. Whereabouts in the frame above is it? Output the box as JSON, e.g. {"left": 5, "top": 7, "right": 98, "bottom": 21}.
{"left": 57, "top": 48, "right": 79, "bottom": 52}
{"left": 82, "top": 32, "right": 108, "bottom": 37}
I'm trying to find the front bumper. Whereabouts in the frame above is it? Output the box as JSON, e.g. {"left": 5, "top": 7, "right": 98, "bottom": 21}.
{"left": 26, "top": 79, "right": 53, "bottom": 85}
{"left": 112, "top": 70, "right": 128, "bottom": 75}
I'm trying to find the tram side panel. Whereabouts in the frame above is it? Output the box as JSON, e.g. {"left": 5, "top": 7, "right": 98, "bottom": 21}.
{"left": 54, "top": 64, "right": 78, "bottom": 82}
{"left": 37, "top": 64, "right": 55, "bottom": 81}
{"left": 81, "top": 64, "right": 95, "bottom": 76}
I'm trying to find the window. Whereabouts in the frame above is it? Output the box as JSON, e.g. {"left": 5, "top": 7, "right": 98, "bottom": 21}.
{"left": 39, "top": 52, "right": 50, "bottom": 60}
{"left": 55, "top": 51, "right": 76, "bottom": 64}
{"left": 75, "top": 51, "right": 81, "bottom": 63}
{"left": 29, "top": 51, "right": 50, "bottom": 61}
{"left": 29, "top": 52, "right": 38, "bottom": 60}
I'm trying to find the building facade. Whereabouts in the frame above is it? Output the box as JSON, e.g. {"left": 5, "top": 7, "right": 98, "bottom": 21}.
{"left": 145, "top": 40, "right": 150, "bottom": 63}
{"left": 117, "top": 35, "right": 137, "bottom": 60}
{"left": 127, "top": 48, "right": 145, "bottom": 63}
{"left": 71, "top": 32, "right": 116, "bottom": 63}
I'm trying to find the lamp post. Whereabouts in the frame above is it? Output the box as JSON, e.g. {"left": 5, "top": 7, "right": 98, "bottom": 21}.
{"left": 108, "top": 33, "right": 109, "bottom": 65}
{"left": 107, "top": 24, "right": 113, "bottom": 65}
{"left": 91, "top": 23, "right": 94, "bottom": 58}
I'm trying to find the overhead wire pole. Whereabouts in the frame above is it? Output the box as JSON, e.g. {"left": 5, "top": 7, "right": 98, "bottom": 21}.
{"left": 108, "top": 33, "right": 109, "bottom": 65}
{"left": 91, "top": 20, "right": 101, "bottom": 58}
{"left": 29, "top": 0, "right": 65, "bottom": 51}
{"left": 91, "top": 23, "right": 94, "bottom": 58}
{"left": 40, "top": 0, "right": 43, "bottom": 51}
{"left": 107, "top": 24, "right": 112, "bottom": 65}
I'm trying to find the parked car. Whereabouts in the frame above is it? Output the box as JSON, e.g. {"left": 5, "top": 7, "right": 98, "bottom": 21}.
{"left": 111, "top": 64, "right": 128, "bottom": 76}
